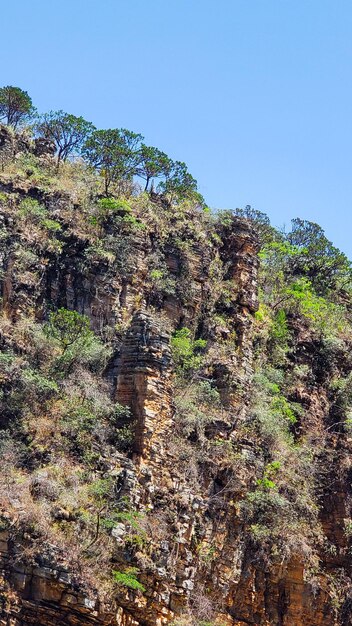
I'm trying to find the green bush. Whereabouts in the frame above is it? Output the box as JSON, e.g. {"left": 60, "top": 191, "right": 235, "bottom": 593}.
{"left": 175, "top": 380, "right": 221, "bottom": 440}
{"left": 171, "top": 328, "right": 207, "bottom": 375}
{"left": 112, "top": 567, "right": 145, "bottom": 592}
{"left": 45, "top": 308, "right": 92, "bottom": 352}
{"left": 19, "top": 197, "right": 47, "bottom": 220}
{"left": 45, "top": 308, "right": 110, "bottom": 375}
{"left": 21, "top": 369, "right": 58, "bottom": 396}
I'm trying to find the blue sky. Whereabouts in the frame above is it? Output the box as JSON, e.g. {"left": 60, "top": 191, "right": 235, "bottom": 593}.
{"left": 1, "top": 0, "right": 352, "bottom": 255}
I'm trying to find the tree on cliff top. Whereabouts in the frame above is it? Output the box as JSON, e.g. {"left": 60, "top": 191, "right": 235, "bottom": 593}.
{"left": 136, "top": 145, "right": 172, "bottom": 192}
{"left": 0, "top": 86, "right": 34, "bottom": 129}
{"left": 82, "top": 128, "right": 143, "bottom": 195}
{"left": 158, "top": 160, "right": 203, "bottom": 204}
{"left": 287, "top": 218, "right": 352, "bottom": 294}
{"left": 36, "top": 110, "right": 95, "bottom": 166}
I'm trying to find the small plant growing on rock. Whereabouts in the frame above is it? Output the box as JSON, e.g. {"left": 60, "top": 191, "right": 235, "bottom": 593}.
{"left": 112, "top": 567, "right": 145, "bottom": 592}
{"left": 171, "top": 327, "right": 207, "bottom": 374}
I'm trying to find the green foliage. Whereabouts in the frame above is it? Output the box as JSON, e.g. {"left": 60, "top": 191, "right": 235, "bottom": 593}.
{"left": 18, "top": 197, "right": 62, "bottom": 236}
{"left": 241, "top": 443, "right": 321, "bottom": 559}
{"left": 98, "top": 197, "right": 132, "bottom": 216}
{"left": 288, "top": 218, "right": 351, "bottom": 294}
{"left": 244, "top": 489, "right": 290, "bottom": 526}
{"left": 270, "top": 309, "right": 289, "bottom": 344}
{"left": 232, "top": 205, "right": 276, "bottom": 244}
{"left": 45, "top": 308, "right": 92, "bottom": 352}
{"left": 171, "top": 328, "right": 207, "bottom": 374}
{"left": 137, "top": 144, "right": 171, "bottom": 191}
{"left": 271, "top": 394, "right": 297, "bottom": 425}
{"left": 258, "top": 226, "right": 351, "bottom": 345}
{"left": 112, "top": 567, "right": 145, "bottom": 592}
{"left": 82, "top": 128, "right": 143, "bottom": 195}
{"left": 44, "top": 309, "right": 110, "bottom": 375}
{"left": 5, "top": 152, "right": 54, "bottom": 190}
{"left": 18, "top": 198, "right": 62, "bottom": 249}
{"left": 259, "top": 219, "right": 351, "bottom": 299}
{"left": 150, "top": 269, "right": 163, "bottom": 280}
{"left": 267, "top": 308, "right": 291, "bottom": 364}
{"left": 258, "top": 240, "right": 301, "bottom": 308}
{"left": 21, "top": 369, "right": 59, "bottom": 396}
{"left": 106, "top": 402, "right": 135, "bottom": 452}
{"left": 93, "top": 197, "right": 144, "bottom": 230}
{"left": 175, "top": 380, "right": 221, "bottom": 440}
{"left": 36, "top": 110, "right": 95, "bottom": 164}
{"left": 147, "top": 262, "right": 176, "bottom": 300}
{"left": 158, "top": 160, "right": 202, "bottom": 204}
{"left": 256, "top": 461, "right": 281, "bottom": 491}
{"left": 254, "top": 368, "right": 299, "bottom": 426}
{"left": 285, "top": 278, "right": 345, "bottom": 333}
{"left": 19, "top": 197, "right": 47, "bottom": 220}
{"left": 88, "top": 477, "right": 114, "bottom": 503}
{"left": 2, "top": 96, "right": 352, "bottom": 608}
{"left": 0, "top": 85, "right": 34, "bottom": 128}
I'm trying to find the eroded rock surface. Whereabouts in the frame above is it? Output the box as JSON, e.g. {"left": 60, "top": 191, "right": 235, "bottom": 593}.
{"left": 0, "top": 130, "right": 351, "bottom": 626}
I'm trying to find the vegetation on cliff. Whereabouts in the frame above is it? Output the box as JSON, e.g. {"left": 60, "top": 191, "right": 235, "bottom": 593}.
{"left": 0, "top": 89, "right": 351, "bottom": 626}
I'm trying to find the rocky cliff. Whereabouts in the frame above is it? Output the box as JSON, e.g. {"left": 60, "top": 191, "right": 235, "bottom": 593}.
{"left": 0, "top": 126, "right": 351, "bottom": 626}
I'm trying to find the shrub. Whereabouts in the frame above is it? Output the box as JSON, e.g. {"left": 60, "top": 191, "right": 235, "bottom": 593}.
{"left": 171, "top": 328, "right": 207, "bottom": 375}
{"left": 45, "top": 309, "right": 111, "bottom": 376}
{"left": 19, "top": 198, "right": 47, "bottom": 221}
{"left": 18, "top": 198, "right": 61, "bottom": 237}
{"left": 112, "top": 567, "right": 145, "bottom": 592}
{"left": 98, "top": 197, "right": 132, "bottom": 215}
{"left": 45, "top": 308, "right": 92, "bottom": 352}
{"left": 21, "top": 369, "right": 58, "bottom": 396}
{"left": 175, "top": 380, "right": 221, "bottom": 441}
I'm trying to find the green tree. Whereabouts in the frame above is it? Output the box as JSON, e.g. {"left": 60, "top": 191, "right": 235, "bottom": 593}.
{"left": 171, "top": 328, "right": 207, "bottom": 374}
{"left": 158, "top": 160, "right": 202, "bottom": 203}
{"left": 232, "top": 205, "right": 276, "bottom": 245}
{"left": 137, "top": 145, "right": 171, "bottom": 191}
{"left": 287, "top": 218, "right": 351, "bottom": 294}
{"left": 45, "top": 308, "right": 92, "bottom": 353}
{"left": 0, "top": 86, "right": 34, "bottom": 129}
{"left": 82, "top": 128, "right": 143, "bottom": 195}
{"left": 36, "top": 111, "right": 95, "bottom": 166}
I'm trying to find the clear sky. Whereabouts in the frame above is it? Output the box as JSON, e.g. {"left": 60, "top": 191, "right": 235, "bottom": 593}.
{"left": 1, "top": 1, "right": 351, "bottom": 255}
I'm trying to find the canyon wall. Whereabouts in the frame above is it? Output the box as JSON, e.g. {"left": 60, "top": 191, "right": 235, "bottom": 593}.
{"left": 0, "top": 128, "right": 351, "bottom": 626}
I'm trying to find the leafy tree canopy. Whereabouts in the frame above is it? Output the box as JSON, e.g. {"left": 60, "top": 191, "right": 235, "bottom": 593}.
{"left": 137, "top": 144, "right": 171, "bottom": 191}
{"left": 287, "top": 218, "right": 351, "bottom": 294}
{"left": 36, "top": 110, "right": 95, "bottom": 164}
{"left": 229, "top": 205, "right": 277, "bottom": 245}
{"left": 0, "top": 85, "right": 202, "bottom": 204}
{"left": 158, "top": 160, "right": 202, "bottom": 204}
{"left": 82, "top": 128, "right": 144, "bottom": 195}
{"left": 45, "top": 308, "right": 92, "bottom": 353}
{"left": 0, "top": 86, "right": 34, "bottom": 129}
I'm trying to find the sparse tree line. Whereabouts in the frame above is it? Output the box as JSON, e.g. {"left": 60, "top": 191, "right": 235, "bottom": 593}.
{"left": 0, "top": 85, "right": 201, "bottom": 200}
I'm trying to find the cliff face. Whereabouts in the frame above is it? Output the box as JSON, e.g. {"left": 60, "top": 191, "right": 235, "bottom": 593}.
{"left": 0, "top": 127, "right": 351, "bottom": 626}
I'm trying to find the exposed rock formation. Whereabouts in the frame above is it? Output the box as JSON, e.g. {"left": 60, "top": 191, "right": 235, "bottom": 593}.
{"left": 0, "top": 127, "right": 351, "bottom": 626}
{"left": 115, "top": 310, "right": 173, "bottom": 462}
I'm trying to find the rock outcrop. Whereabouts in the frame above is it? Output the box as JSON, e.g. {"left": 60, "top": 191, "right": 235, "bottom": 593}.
{"left": 0, "top": 128, "right": 351, "bottom": 626}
